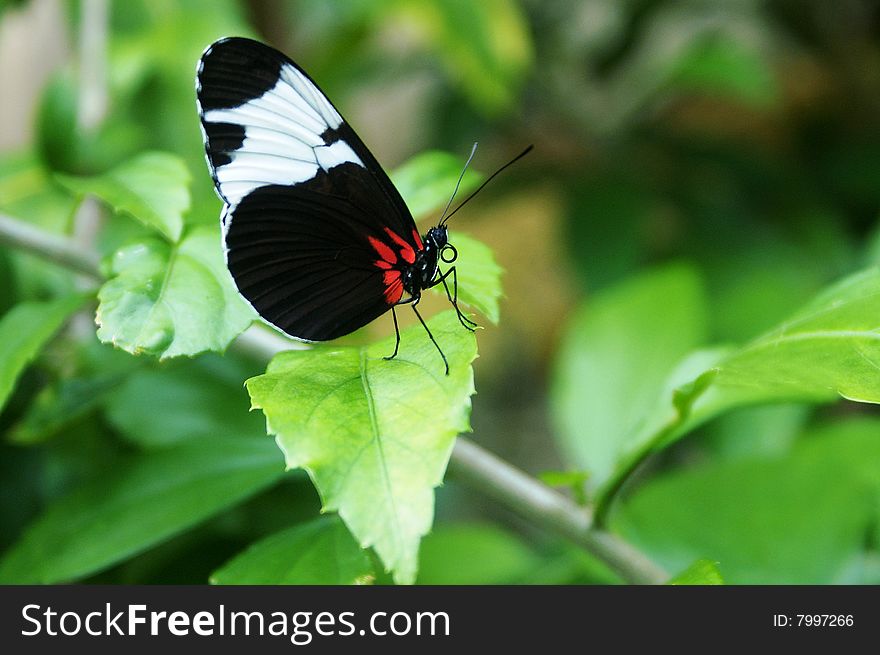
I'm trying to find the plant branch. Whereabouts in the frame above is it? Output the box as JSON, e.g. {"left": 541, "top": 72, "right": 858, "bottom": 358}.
{"left": 0, "top": 213, "right": 102, "bottom": 279}
{"left": 0, "top": 213, "right": 669, "bottom": 585}
{"left": 448, "top": 438, "right": 668, "bottom": 584}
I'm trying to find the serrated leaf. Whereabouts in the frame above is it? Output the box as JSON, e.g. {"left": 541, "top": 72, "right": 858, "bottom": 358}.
{"left": 0, "top": 294, "right": 89, "bottom": 413}
{"left": 667, "top": 559, "right": 724, "bottom": 585}
{"left": 246, "top": 310, "right": 477, "bottom": 584}
{"left": 56, "top": 152, "right": 190, "bottom": 242}
{"left": 0, "top": 437, "right": 284, "bottom": 583}
{"left": 391, "top": 150, "right": 483, "bottom": 220}
{"left": 211, "top": 517, "right": 374, "bottom": 585}
{"left": 444, "top": 231, "right": 503, "bottom": 324}
{"left": 96, "top": 226, "right": 255, "bottom": 359}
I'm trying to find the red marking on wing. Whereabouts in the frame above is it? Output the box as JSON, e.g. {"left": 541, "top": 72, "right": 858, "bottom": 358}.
{"left": 384, "top": 227, "right": 416, "bottom": 264}
{"left": 412, "top": 229, "right": 424, "bottom": 249}
{"left": 383, "top": 270, "right": 403, "bottom": 304}
{"left": 374, "top": 259, "right": 392, "bottom": 270}
{"left": 368, "top": 235, "right": 397, "bottom": 264}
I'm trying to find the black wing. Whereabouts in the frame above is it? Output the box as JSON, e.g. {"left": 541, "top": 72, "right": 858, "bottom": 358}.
{"left": 196, "top": 37, "right": 421, "bottom": 341}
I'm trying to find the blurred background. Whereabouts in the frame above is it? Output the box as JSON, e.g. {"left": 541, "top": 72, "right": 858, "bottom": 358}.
{"left": 2, "top": 0, "right": 880, "bottom": 584}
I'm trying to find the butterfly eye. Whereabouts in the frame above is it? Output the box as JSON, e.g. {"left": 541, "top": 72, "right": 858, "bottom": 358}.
{"left": 440, "top": 244, "right": 458, "bottom": 264}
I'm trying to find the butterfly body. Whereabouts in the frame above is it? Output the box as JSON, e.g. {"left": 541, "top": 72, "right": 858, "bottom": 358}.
{"left": 196, "top": 37, "right": 473, "bottom": 371}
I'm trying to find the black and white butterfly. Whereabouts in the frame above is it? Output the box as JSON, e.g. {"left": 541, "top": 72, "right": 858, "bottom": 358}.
{"left": 195, "top": 37, "right": 480, "bottom": 374}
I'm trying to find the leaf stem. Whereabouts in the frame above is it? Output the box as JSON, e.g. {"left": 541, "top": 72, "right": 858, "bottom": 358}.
{"left": 0, "top": 212, "right": 669, "bottom": 584}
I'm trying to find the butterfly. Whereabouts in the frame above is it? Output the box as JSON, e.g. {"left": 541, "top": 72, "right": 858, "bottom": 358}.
{"left": 195, "top": 37, "right": 483, "bottom": 375}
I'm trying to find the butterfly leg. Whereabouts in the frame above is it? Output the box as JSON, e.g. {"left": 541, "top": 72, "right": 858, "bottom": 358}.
{"left": 383, "top": 305, "right": 402, "bottom": 361}
{"left": 432, "top": 266, "right": 477, "bottom": 330}
{"left": 411, "top": 297, "right": 449, "bottom": 376}
{"left": 445, "top": 267, "right": 477, "bottom": 330}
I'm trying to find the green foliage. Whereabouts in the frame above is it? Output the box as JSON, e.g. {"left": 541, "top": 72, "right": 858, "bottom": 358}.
{"left": 416, "top": 523, "right": 541, "bottom": 584}
{"left": 4, "top": 0, "right": 880, "bottom": 587}
{"left": 102, "top": 354, "right": 263, "bottom": 448}
{"left": 709, "top": 267, "right": 880, "bottom": 405}
{"left": 667, "top": 559, "right": 724, "bottom": 585}
{"left": 96, "top": 227, "right": 255, "bottom": 358}
{"left": 391, "top": 149, "right": 483, "bottom": 220}
{"left": 246, "top": 310, "right": 477, "bottom": 584}
{"left": 389, "top": 0, "right": 532, "bottom": 114}
{"left": 211, "top": 517, "right": 374, "bottom": 585}
{"left": 617, "top": 418, "right": 880, "bottom": 584}
{"left": 551, "top": 265, "right": 708, "bottom": 488}
{"left": 9, "top": 373, "right": 122, "bottom": 445}
{"left": 445, "top": 232, "right": 503, "bottom": 324}
{"left": 666, "top": 34, "right": 778, "bottom": 108}
{"left": 553, "top": 264, "right": 880, "bottom": 520}
{"left": 0, "top": 437, "right": 284, "bottom": 583}
{"left": 56, "top": 152, "right": 190, "bottom": 242}
{"left": 36, "top": 69, "right": 148, "bottom": 175}
{"left": 0, "top": 294, "right": 89, "bottom": 412}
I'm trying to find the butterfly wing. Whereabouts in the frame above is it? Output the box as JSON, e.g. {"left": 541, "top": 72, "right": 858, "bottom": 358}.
{"left": 196, "top": 37, "right": 422, "bottom": 341}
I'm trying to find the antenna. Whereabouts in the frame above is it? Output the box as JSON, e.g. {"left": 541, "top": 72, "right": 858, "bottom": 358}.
{"left": 441, "top": 144, "right": 534, "bottom": 225}
{"left": 438, "top": 142, "right": 479, "bottom": 224}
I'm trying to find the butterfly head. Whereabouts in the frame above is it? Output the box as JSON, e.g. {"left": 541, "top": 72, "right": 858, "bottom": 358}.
{"left": 427, "top": 225, "right": 458, "bottom": 265}
{"left": 426, "top": 225, "right": 448, "bottom": 250}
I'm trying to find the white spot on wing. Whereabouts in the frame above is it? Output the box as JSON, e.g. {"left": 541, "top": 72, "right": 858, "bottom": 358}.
{"left": 203, "top": 104, "right": 323, "bottom": 148}
{"left": 315, "top": 140, "right": 363, "bottom": 171}
{"left": 200, "top": 48, "right": 362, "bottom": 206}
{"left": 280, "top": 65, "right": 343, "bottom": 129}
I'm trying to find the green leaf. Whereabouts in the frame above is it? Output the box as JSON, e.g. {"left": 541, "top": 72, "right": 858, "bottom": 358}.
{"left": 0, "top": 437, "right": 284, "bottom": 583}
{"left": 96, "top": 226, "right": 255, "bottom": 359}
{"left": 650, "top": 266, "right": 880, "bottom": 458}
{"left": 102, "top": 355, "right": 264, "bottom": 447}
{"left": 36, "top": 69, "right": 148, "bottom": 175}
{"left": 416, "top": 523, "right": 540, "bottom": 584}
{"left": 391, "top": 150, "right": 483, "bottom": 220}
{"left": 551, "top": 264, "right": 708, "bottom": 487}
{"left": 667, "top": 559, "right": 724, "bottom": 585}
{"left": 594, "top": 346, "right": 732, "bottom": 514}
{"left": 56, "top": 152, "right": 190, "bottom": 242}
{"left": 0, "top": 294, "right": 89, "bottom": 413}
{"left": 598, "top": 267, "right": 880, "bottom": 512}
{"left": 9, "top": 373, "right": 123, "bottom": 444}
{"left": 391, "top": 0, "right": 533, "bottom": 114}
{"left": 709, "top": 267, "right": 880, "bottom": 405}
{"left": 706, "top": 404, "right": 810, "bottom": 461}
{"left": 210, "top": 517, "right": 374, "bottom": 585}
{"left": 666, "top": 34, "right": 778, "bottom": 108}
{"left": 246, "top": 310, "right": 477, "bottom": 584}
{"left": 0, "top": 150, "right": 77, "bottom": 232}
{"left": 616, "top": 418, "right": 880, "bottom": 584}
{"left": 442, "top": 231, "right": 503, "bottom": 324}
